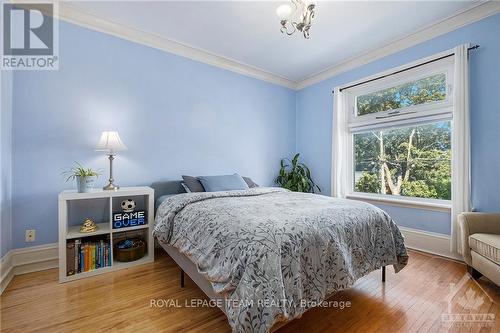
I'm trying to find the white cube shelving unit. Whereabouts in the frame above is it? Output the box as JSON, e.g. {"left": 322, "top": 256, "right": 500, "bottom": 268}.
{"left": 58, "top": 186, "right": 155, "bottom": 283}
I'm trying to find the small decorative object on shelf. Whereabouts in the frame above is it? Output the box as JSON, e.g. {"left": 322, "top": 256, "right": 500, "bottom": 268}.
{"left": 113, "top": 198, "right": 147, "bottom": 229}
{"left": 79, "top": 218, "right": 98, "bottom": 233}
{"left": 114, "top": 238, "right": 146, "bottom": 262}
{"left": 121, "top": 198, "right": 135, "bottom": 212}
{"left": 62, "top": 162, "right": 100, "bottom": 193}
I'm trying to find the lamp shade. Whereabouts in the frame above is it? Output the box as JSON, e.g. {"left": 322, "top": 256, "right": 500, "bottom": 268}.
{"left": 95, "top": 131, "right": 127, "bottom": 154}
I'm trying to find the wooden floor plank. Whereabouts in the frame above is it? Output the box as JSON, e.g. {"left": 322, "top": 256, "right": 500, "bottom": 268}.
{"left": 1, "top": 249, "right": 498, "bottom": 332}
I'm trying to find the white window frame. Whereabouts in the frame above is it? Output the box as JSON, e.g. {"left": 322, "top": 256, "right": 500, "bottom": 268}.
{"left": 342, "top": 55, "right": 454, "bottom": 211}
{"left": 348, "top": 57, "right": 454, "bottom": 131}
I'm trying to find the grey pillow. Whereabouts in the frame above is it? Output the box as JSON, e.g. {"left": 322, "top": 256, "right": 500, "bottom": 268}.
{"left": 197, "top": 174, "right": 249, "bottom": 192}
{"left": 243, "top": 177, "right": 259, "bottom": 188}
{"left": 181, "top": 175, "right": 205, "bottom": 192}
{"left": 182, "top": 175, "right": 258, "bottom": 192}
{"left": 181, "top": 182, "right": 191, "bottom": 193}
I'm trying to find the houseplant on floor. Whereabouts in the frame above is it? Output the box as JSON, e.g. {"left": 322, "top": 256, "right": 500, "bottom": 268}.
{"left": 63, "top": 162, "right": 100, "bottom": 193}
{"left": 275, "top": 153, "right": 320, "bottom": 193}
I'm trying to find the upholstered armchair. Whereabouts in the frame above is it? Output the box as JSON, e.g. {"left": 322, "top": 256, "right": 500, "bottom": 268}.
{"left": 459, "top": 212, "right": 500, "bottom": 286}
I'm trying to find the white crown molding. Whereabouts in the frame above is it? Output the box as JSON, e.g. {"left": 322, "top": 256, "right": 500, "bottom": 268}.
{"left": 296, "top": 1, "right": 500, "bottom": 90}
{"left": 11, "top": 1, "right": 500, "bottom": 91}
{"left": 51, "top": 2, "right": 297, "bottom": 90}
{"left": 0, "top": 243, "right": 58, "bottom": 294}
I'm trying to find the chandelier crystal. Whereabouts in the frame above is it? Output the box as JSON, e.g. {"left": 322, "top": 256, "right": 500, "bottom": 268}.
{"left": 276, "top": 0, "right": 316, "bottom": 39}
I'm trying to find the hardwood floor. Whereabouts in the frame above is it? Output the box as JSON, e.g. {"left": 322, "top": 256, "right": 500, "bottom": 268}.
{"left": 1, "top": 250, "right": 498, "bottom": 333}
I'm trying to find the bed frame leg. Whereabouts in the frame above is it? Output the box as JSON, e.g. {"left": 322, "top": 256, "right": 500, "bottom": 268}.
{"left": 180, "top": 269, "right": 185, "bottom": 288}
{"left": 382, "top": 266, "right": 386, "bottom": 283}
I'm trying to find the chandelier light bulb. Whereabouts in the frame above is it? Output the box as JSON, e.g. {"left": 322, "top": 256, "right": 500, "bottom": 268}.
{"left": 276, "top": 0, "right": 316, "bottom": 39}
{"left": 276, "top": 4, "right": 292, "bottom": 20}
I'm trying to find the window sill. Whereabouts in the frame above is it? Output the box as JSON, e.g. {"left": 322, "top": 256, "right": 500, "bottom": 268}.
{"left": 345, "top": 193, "right": 451, "bottom": 212}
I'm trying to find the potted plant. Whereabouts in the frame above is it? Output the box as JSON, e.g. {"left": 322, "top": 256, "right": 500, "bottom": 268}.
{"left": 275, "top": 153, "right": 320, "bottom": 193}
{"left": 63, "top": 162, "right": 100, "bottom": 193}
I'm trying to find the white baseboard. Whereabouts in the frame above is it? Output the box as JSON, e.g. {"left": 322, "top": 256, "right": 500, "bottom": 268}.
{"left": 0, "top": 251, "right": 14, "bottom": 294}
{"left": 0, "top": 229, "right": 462, "bottom": 293}
{"left": 0, "top": 243, "right": 58, "bottom": 294}
{"left": 399, "top": 226, "right": 463, "bottom": 261}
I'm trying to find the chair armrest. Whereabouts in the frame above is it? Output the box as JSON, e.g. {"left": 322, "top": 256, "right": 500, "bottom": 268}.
{"left": 459, "top": 212, "right": 500, "bottom": 265}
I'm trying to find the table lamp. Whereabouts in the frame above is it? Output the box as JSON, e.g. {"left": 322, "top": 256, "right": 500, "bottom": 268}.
{"left": 95, "top": 131, "right": 127, "bottom": 190}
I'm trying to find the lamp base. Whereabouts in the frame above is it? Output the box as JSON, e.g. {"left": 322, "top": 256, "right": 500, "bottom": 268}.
{"left": 103, "top": 183, "right": 119, "bottom": 191}
{"left": 103, "top": 154, "right": 119, "bottom": 191}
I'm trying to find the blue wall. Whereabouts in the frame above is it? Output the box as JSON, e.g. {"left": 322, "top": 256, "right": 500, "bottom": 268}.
{"left": 10, "top": 21, "right": 296, "bottom": 248}
{"left": 1, "top": 71, "right": 13, "bottom": 256}
{"left": 5, "top": 14, "right": 500, "bottom": 250}
{"left": 296, "top": 13, "right": 500, "bottom": 234}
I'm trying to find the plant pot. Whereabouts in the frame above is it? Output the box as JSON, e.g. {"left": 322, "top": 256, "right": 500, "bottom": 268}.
{"left": 76, "top": 175, "right": 96, "bottom": 193}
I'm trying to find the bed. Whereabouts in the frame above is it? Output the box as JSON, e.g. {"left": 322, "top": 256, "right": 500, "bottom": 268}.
{"left": 151, "top": 181, "right": 408, "bottom": 333}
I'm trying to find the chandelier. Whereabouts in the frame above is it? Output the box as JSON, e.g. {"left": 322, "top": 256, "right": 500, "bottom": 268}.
{"left": 276, "top": 0, "right": 316, "bottom": 39}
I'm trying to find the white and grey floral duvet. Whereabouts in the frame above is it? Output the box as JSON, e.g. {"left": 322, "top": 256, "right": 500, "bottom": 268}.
{"left": 153, "top": 187, "right": 408, "bottom": 333}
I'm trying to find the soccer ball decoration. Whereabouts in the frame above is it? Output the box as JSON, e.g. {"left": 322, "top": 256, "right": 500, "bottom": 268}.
{"left": 121, "top": 198, "right": 136, "bottom": 213}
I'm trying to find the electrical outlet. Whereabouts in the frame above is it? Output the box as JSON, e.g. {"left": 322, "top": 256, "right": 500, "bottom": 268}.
{"left": 25, "top": 229, "right": 36, "bottom": 242}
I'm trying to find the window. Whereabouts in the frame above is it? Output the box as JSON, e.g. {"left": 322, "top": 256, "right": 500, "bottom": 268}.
{"left": 345, "top": 57, "right": 454, "bottom": 204}
{"left": 356, "top": 73, "right": 447, "bottom": 116}
{"left": 353, "top": 121, "right": 451, "bottom": 200}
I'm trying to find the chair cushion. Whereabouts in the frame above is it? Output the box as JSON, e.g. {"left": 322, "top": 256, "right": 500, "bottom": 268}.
{"left": 469, "top": 233, "right": 500, "bottom": 265}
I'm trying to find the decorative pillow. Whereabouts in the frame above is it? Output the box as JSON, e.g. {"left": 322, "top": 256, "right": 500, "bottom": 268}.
{"left": 243, "top": 177, "right": 259, "bottom": 188}
{"left": 197, "top": 174, "right": 249, "bottom": 192}
{"left": 181, "top": 182, "right": 191, "bottom": 193}
{"left": 181, "top": 175, "right": 205, "bottom": 192}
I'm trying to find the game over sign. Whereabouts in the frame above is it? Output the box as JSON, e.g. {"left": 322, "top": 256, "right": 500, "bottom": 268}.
{"left": 113, "top": 210, "right": 147, "bottom": 229}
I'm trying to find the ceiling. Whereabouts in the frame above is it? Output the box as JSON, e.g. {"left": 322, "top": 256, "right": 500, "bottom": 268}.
{"left": 69, "top": 1, "right": 481, "bottom": 82}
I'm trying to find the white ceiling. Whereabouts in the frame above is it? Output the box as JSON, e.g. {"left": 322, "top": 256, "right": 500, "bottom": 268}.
{"left": 70, "top": 1, "right": 480, "bottom": 82}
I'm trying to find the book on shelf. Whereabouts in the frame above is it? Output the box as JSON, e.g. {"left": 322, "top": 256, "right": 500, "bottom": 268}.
{"left": 66, "top": 241, "right": 76, "bottom": 275}
{"left": 66, "top": 236, "right": 111, "bottom": 276}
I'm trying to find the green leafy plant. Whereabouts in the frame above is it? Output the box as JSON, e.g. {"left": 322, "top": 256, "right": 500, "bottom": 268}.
{"left": 62, "top": 162, "right": 100, "bottom": 182}
{"left": 275, "top": 153, "right": 320, "bottom": 193}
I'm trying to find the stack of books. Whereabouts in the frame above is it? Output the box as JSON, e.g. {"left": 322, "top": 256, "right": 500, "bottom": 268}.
{"left": 66, "top": 238, "right": 111, "bottom": 276}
